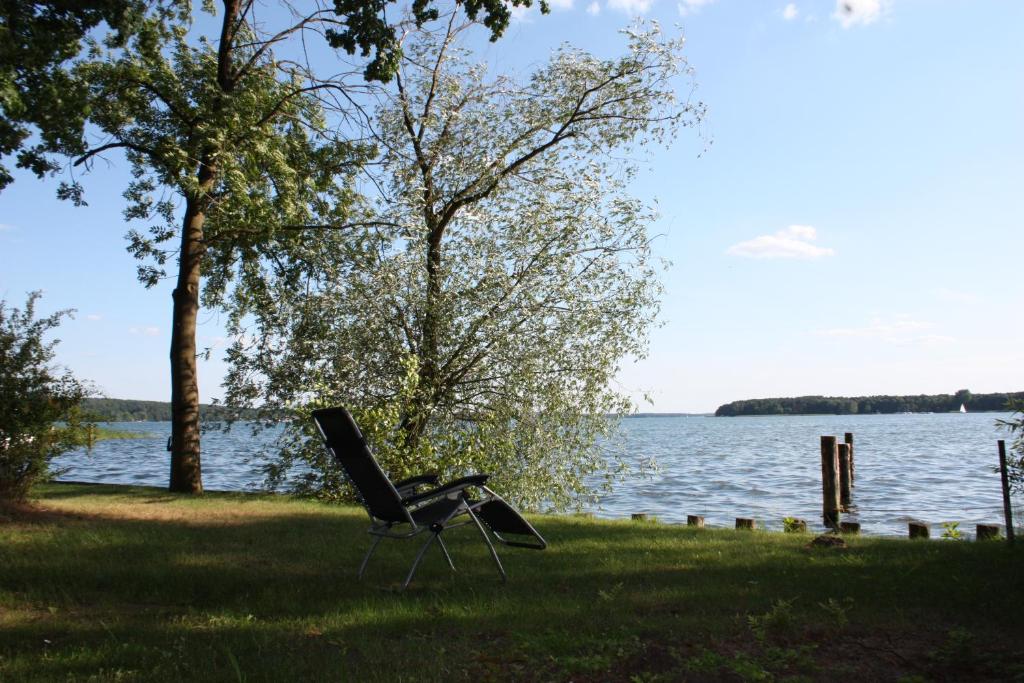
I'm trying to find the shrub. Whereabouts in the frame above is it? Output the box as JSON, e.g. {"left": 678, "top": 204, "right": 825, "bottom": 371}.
{"left": 0, "top": 292, "right": 91, "bottom": 501}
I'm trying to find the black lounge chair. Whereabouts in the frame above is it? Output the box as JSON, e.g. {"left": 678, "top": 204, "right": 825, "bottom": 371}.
{"left": 311, "top": 407, "right": 546, "bottom": 590}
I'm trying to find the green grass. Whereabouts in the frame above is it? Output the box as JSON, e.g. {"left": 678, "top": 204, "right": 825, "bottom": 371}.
{"left": 1, "top": 483, "right": 1022, "bottom": 682}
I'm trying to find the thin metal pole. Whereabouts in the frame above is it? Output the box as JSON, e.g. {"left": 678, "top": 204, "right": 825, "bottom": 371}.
{"left": 358, "top": 535, "right": 384, "bottom": 579}
{"left": 998, "top": 440, "right": 1015, "bottom": 545}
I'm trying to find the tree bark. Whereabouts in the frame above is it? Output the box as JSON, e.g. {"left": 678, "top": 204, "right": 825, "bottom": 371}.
{"left": 167, "top": 0, "right": 239, "bottom": 493}
{"left": 168, "top": 190, "right": 208, "bottom": 493}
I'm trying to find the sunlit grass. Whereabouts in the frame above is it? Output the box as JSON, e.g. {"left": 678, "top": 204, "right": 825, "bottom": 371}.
{"left": 1, "top": 483, "right": 1021, "bottom": 681}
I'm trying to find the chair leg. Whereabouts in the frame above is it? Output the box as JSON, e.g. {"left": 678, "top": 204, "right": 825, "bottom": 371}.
{"left": 467, "top": 506, "right": 507, "bottom": 583}
{"left": 402, "top": 533, "right": 438, "bottom": 590}
{"left": 437, "top": 536, "right": 456, "bottom": 571}
{"left": 358, "top": 535, "right": 384, "bottom": 579}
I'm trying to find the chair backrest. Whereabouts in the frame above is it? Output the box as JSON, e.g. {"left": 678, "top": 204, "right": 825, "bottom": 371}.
{"left": 311, "top": 407, "right": 412, "bottom": 524}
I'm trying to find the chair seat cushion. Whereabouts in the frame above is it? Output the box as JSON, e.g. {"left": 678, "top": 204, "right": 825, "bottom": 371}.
{"left": 409, "top": 496, "right": 465, "bottom": 526}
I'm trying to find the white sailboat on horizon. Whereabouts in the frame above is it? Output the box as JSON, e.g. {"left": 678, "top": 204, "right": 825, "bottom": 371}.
{"left": 959, "top": 403, "right": 967, "bottom": 413}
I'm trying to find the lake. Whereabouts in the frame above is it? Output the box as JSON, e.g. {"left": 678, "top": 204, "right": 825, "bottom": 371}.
{"left": 54, "top": 412, "right": 1018, "bottom": 537}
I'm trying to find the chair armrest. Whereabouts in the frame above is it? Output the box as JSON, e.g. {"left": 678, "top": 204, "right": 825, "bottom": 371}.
{"left": 402, "top": 474, "right": 490, "bottom": 507}
{"left": 393, "top": 473, "right": 440, "bottom": 494}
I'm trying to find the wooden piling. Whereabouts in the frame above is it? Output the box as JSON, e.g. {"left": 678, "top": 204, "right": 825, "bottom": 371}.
{"left": 687, "top": 515, "right": 705, "bottom": 528}
{"left": 976, "top": 524, "right": 1001, "bottom": 541}
{"left": 838, "top": 443, "right": 852, "bottom": 509}
{"left": 839, "top": 521, "right": 860, "bottom": 535}
{"left": 908, "top": 522, "right": 929, "bottom": 539}
{"left": 631, "top": 513, "right": 648, "bottom": 522}
{"left": 821, "top": 436, "right": 840, "bottom": 528}
{"left": 735, "top": 518, "right": 755, "bottom": 530}
{"left": 844, "top": 432, "right": 855, "bottom": 485}
{"left": 997, "top": 440, "right": 1016, "bottom": 545}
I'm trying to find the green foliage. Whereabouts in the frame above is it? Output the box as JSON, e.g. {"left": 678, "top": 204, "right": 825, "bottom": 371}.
{"left": 996, "top": 399, "right": 1024, "bottom": 495}
{"left": 716, "top": 389, "right": 1024, "bottom": 416}
{"left": 225, "top": 19, "right": 704, "bottom": 510}
{"left": 0, "top": 292, "right": 91, "bottom": 500}
{"left": 0, "top": 0, "right": 150, "bottom": 190}
{"left": 940, "top": 521, "right": 963, "bottom": 540}
{"left": 782, "top": 517, "right": 806, "bottom": 533}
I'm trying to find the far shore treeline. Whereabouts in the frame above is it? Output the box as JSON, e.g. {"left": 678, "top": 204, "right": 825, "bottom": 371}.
{"left": 715, "top": 389, "right": 1023, "bottom": 417}
{"left": 81, "top": 399, "right": 269, "bottom": 423}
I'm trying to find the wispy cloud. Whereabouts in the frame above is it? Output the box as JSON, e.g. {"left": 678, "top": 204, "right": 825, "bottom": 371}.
{"left": 86, "top": 314, "right": 102, "bottom": 321}
{"left": 832, "top": 0, "right": 887, "bottom": 28}
{"left": 677, "top": 0, "right": 715, "bottom": 16}
{"left": 548, "top": 0, "right": 574, "bottom": 8}
{"left": 815, "top": 317, "right": 955, "bottom": 346}
{"left": 782, "top": 3, "right": 799, "bottom": 20}
{"left": 0, "top": 223, "right": 16, "bottom": 231}
{"left": 129, "top": 326, "right": 160, "bottom": 337}
{"left": 609, "top": 0, "right": 652, "bottom": 14}
{"left": 726, "top": 225, "right": 835, "bottom": 260}
{"left": 586, "top": 0, "right": 601, "bottom": 15}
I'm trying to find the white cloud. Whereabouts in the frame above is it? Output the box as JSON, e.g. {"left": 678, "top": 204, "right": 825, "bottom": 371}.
{"left": 726, "top": 225, "right": 835, "bottom": 260}
{"left": 129, "top": 326, "right": 161, "bottom": 337}
{"left": 677, "top": 0, "right": 714, "bottom": 16}
{"left": 86, "top": 314, "right": 102, "bottom": 321}
{"left": 608, "top": 0, "right": 652, "bottom": 14}
{"left": 815, "top": 317, "right": 955, "bottom": 346}
{"left": 782, "top": 3, "right": 799, "bottom": 20}
{"left": 0, "top": 223, "right": 15, "bottom": 231}
{"left": 586, "top": 0, "right": 601, "bottom": 15}
{"left": 548, "top": 0, "right": 574, "bottom": 8}
{"left": 832, "top": 0, "right": 886, "bottom": 28}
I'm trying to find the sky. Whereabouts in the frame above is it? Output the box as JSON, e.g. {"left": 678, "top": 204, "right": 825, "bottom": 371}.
{"left": 1, "top": 0, "right": 1022, "bottom": 413}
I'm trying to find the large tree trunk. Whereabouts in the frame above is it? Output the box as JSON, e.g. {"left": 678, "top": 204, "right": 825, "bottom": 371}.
{"left": 168, "top": 192, "right": 208, "bottom": 493}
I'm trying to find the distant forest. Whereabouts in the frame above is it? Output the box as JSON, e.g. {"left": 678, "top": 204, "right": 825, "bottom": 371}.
{"left": 82, "top": 398, "right": 264, "bottom": 422}
{"left": 715, "top": 389, "right": 1023, "bottom": 417}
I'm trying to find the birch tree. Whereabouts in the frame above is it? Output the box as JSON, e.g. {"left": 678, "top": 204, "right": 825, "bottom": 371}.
{"left": 226, "top": 18, "right": 704, "bottom": 509}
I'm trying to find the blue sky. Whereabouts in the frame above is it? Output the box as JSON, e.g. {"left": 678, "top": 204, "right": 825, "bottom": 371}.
{"left": 1, "top": 0, "right": 1022, "bottom": 412}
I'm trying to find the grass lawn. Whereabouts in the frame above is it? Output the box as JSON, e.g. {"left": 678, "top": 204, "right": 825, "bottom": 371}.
{"left": 1, "top": 483, "right": 1022, "bottom": 682}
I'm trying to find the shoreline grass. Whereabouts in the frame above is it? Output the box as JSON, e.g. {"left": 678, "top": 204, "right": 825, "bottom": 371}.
{"left": 1, "top": 483, "right": 1022, "bottom": 682}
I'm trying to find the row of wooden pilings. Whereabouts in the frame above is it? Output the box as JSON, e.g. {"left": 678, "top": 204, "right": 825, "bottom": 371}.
{"left": 819, "top": 433, "right": 1016, "bottom": 542}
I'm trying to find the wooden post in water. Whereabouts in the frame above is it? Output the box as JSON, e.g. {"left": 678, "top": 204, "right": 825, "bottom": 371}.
{"left": 821, "top": 436, "right": 840, "bottom": 529}
{"left": 976, "top": 524, "right": 1000, "bottom": 541}
{"left": 837, "top": 443, "right": 852, "bottom": 509}
{"left": 735, "top": 518, "right": 755, "bottom": 530}
{"left": 687, "top": 515, "right": 705, "bottom": 528}
{"left": 909, "top": 522, "right": 930, "bottom": 539}
{"left": 631, "top": 513, "right": 648, "bottom": 522}
{"left": 840, "top": 521, "right": 860, "bottom": 535}
{"left": 844, "top": 432, "right": 855, "bottom": 485}
{"left": 997, "top": 440, "right": 1015, "bottom": 545}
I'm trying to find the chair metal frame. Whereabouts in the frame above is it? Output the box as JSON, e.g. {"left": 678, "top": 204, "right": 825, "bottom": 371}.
{"left": 312, "top": 408, "right": 510, "bottom": 590}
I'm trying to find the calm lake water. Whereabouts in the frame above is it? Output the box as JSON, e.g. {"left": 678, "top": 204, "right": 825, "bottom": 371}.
{"left": 54, "top": 413, "right": 1018, "bottom": 537}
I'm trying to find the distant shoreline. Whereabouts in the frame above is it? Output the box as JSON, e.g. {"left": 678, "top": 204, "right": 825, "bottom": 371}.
{"left": 714, "top": 390, "right": 1022, "bottom": 417}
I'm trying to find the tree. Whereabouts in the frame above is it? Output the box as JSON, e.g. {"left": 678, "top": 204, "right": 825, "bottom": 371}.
{"left": 0, "top": 292, "right": 91, "bottom": 501}
{"left": 19, "top": 0, "right": 548, "bottom": 495}
{"left": 0, "top": 0, "right": 150, "bottom": 190}
{"left": 225, "top": 18, "right": 704, "bottom": 509}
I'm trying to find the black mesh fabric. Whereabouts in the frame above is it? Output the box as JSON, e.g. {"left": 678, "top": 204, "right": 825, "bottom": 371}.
{"left": 311, "top": 407, "right": 410, "bottom": 523}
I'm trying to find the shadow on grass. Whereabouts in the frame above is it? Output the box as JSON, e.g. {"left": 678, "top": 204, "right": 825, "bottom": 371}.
{"left": 2, "top": 486, "right": 1022, "bottom": 681}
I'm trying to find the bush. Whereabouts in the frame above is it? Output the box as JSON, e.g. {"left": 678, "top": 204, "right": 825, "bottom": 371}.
{"left": 0, "top": 292, "right": 91, "bottom": 501}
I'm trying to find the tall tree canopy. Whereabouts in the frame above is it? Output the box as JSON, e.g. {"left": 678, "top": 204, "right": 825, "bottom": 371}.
{"left": 225, "top": 17, "right": 704, "bottom": 509}
{"left": 12, "top": 0, "right": 549, "bottom": 494}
